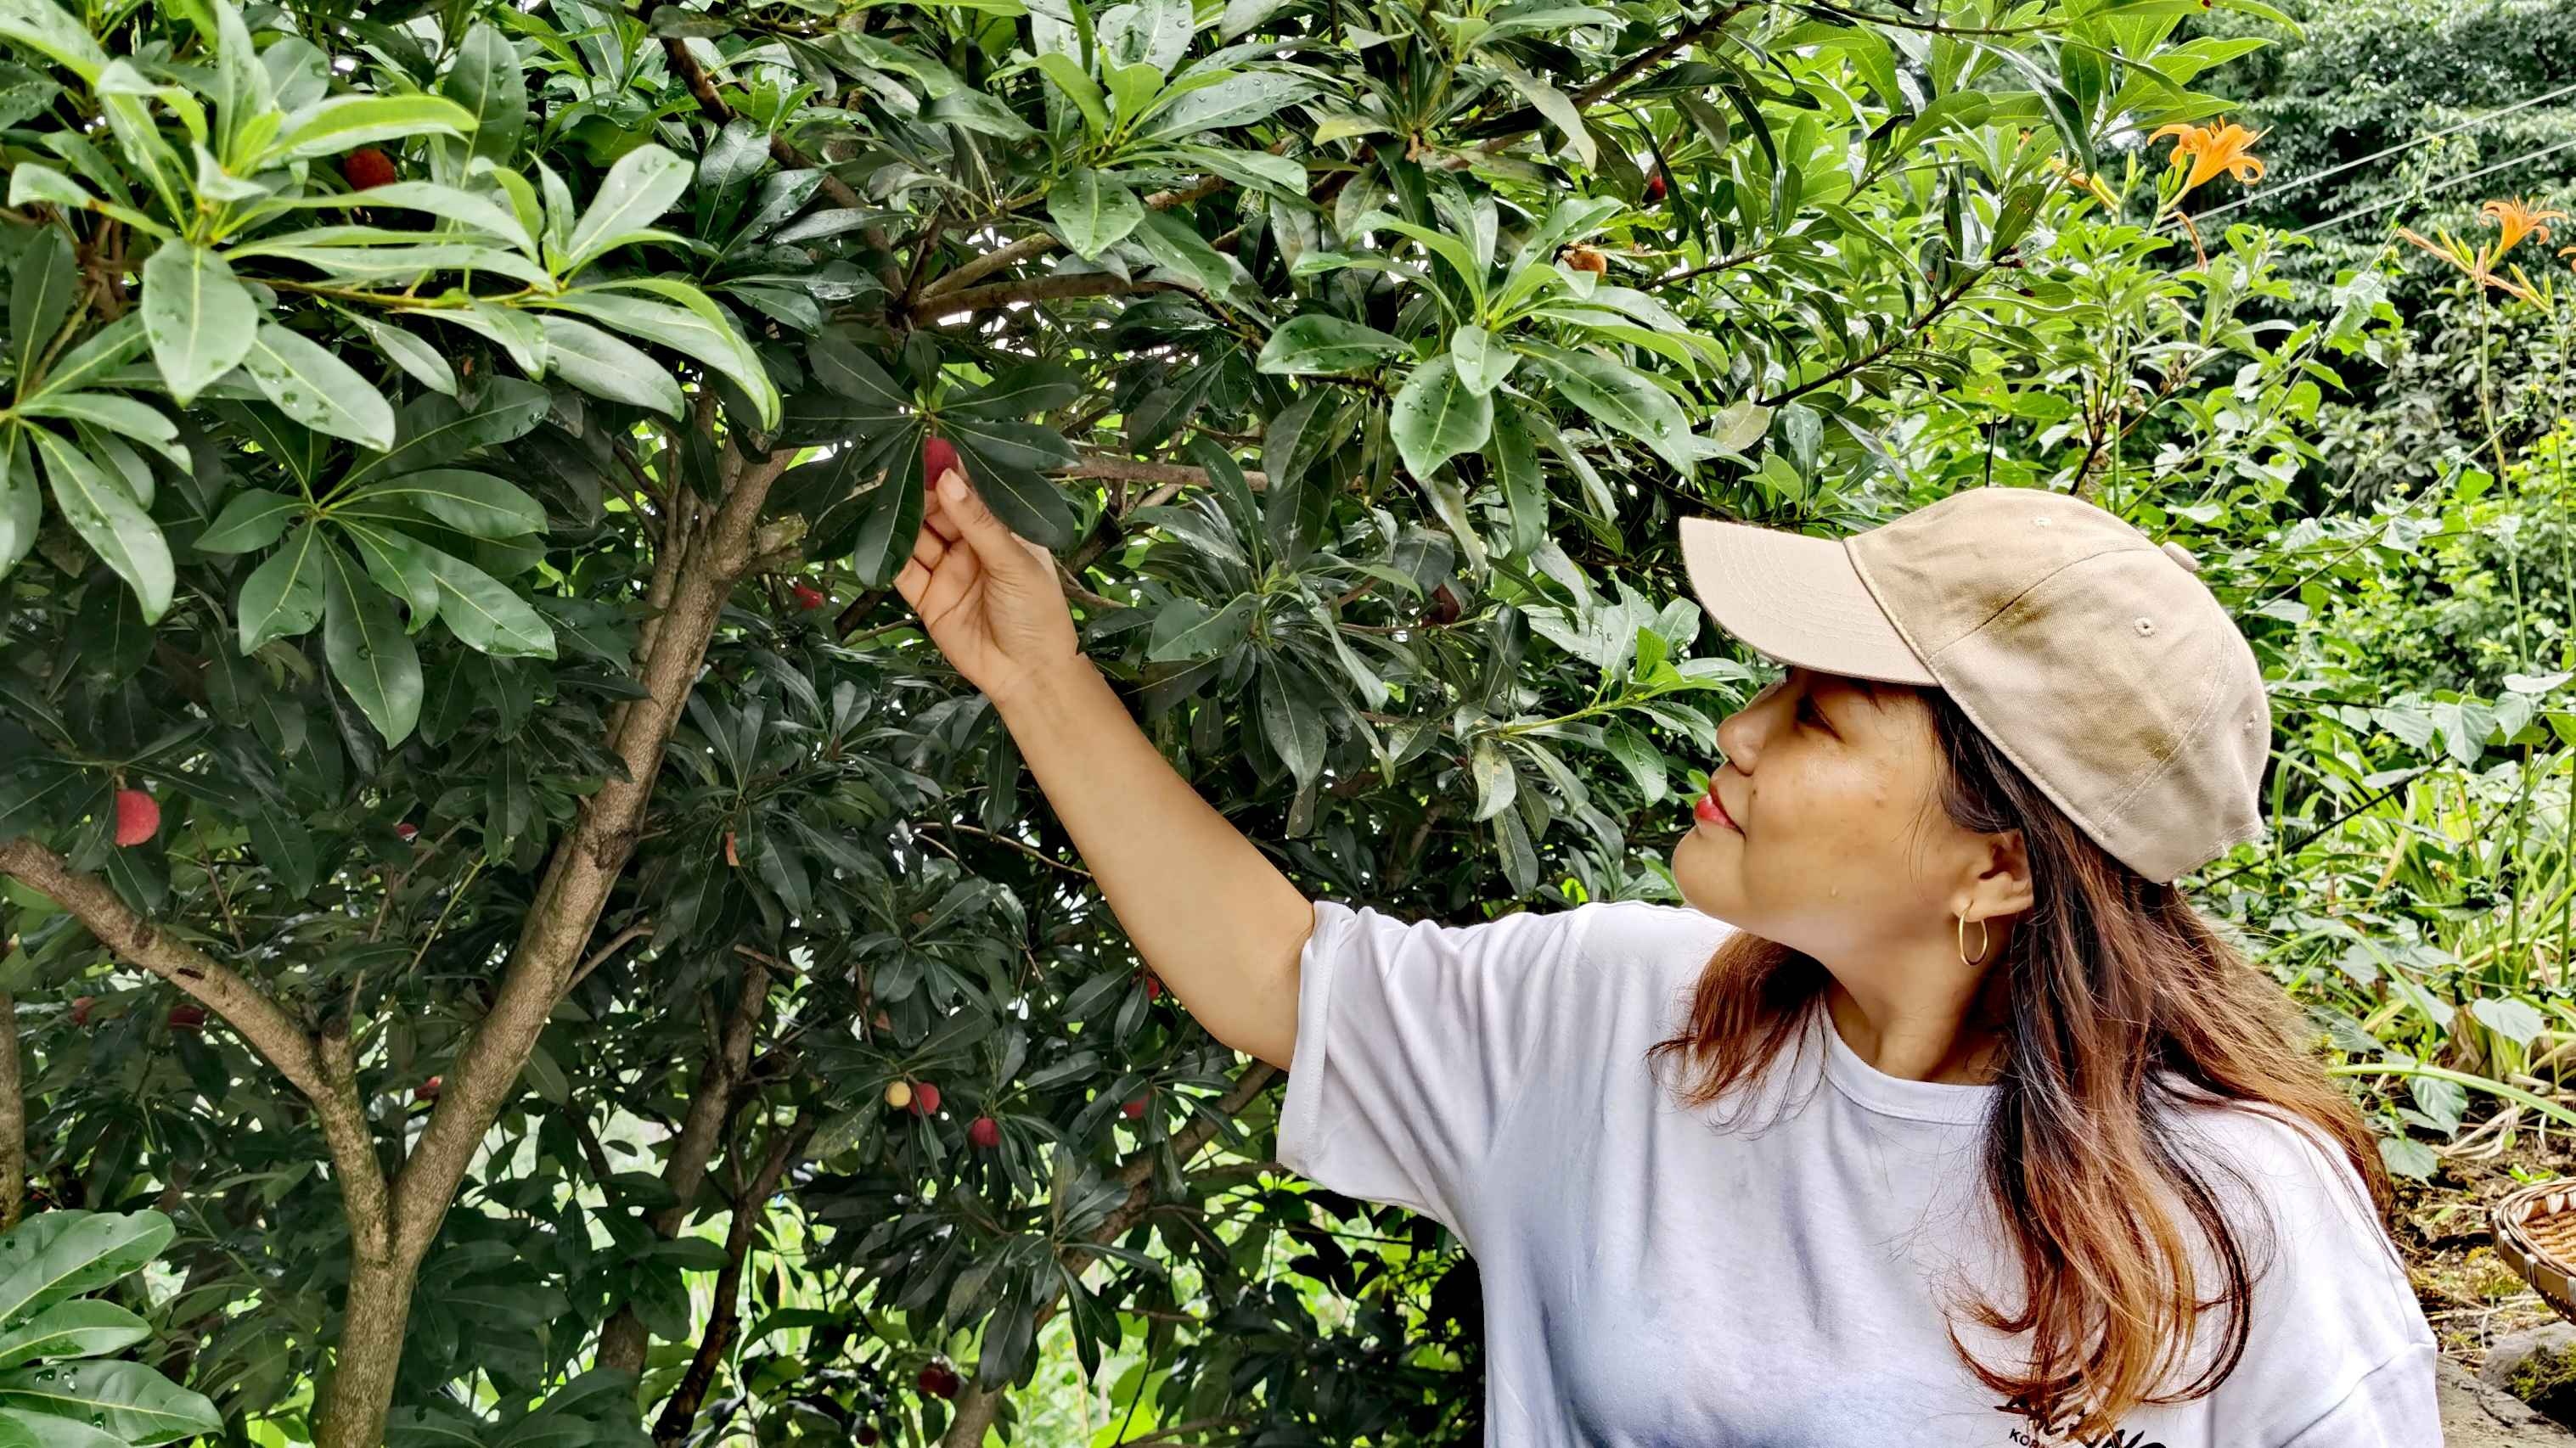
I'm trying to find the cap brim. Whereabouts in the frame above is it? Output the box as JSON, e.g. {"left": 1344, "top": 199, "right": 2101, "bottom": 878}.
{"left": 1678, "top": 515, "right": 1937, "bottom": 687}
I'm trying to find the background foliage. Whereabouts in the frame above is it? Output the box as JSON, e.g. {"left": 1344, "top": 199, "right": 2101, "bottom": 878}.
{"left": 0, "top": 0, "right": 2572, "bottom": 1442}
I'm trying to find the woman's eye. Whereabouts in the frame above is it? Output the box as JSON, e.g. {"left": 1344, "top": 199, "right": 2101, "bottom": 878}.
{"left": 1797, "top": 698, "right": 1826, "bottom": 727}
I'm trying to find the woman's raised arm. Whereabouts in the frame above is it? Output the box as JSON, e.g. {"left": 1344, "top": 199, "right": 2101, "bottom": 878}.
{"left": 894, "top": 464, "right": 1313, "bottom": 1069}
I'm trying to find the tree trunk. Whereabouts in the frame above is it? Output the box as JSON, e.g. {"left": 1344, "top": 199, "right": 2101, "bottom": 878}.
{"left": 0, "top": 991, "right": 23, "bottom": 1231}
{"left": 312, "top": 1251, "right": 419, "bottom": 1448}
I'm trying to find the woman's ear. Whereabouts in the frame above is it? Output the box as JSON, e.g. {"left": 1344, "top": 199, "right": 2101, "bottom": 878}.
{"left": 1969, "top": 828, "right": 2036, "bottom": 919}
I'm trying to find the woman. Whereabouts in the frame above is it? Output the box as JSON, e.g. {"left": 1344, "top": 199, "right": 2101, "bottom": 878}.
{"left": 894, "top": 466, "right": 2439, "bottom": 1446}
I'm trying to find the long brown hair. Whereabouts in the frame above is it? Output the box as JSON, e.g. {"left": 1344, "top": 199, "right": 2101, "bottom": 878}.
{"left": 1646, "top": 679, "right": 2394, "bottom": 1440}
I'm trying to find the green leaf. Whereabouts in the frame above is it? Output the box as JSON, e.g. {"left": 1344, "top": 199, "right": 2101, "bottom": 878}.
{"left": 0, "top": 0, "right": 106, "bottom": 84}
{"left": 0, "top": 1359, "right": 222, "bottom": 1445}
{"left": 2469, "top": 996, "right": 2545, "bottom": 1047}
{"left": 25, "top": 314, "right": 146, "bottom": 401}
{"left": 1449, "top": 323, "right": 1517, "bottom": 395}
{"left": 239, "top": 321, "right": 395, "bottom": 450}
{"left": 12, "top": 395, "right": 177, "bottom": 463}
{"left": 1145, "top": 594, "right": 1254, "bottom": 661}
{"left": 1469, "top": 737, "right": 1517, "bottom": 821}
{"left": 322, "top": 545, "right": 422, "bottom": 744}
{"left": 1137, "top": 70, "right": 1317, "bottom": 141}
{"left": 337, "top": 310, "right": 457, "bottom": 397}
{"left": 0, "top": 1300, "right": 149, "bottom": 1370}
{"left": 440, "top": 23, "right": 526, "bottom": 164}
{"left": 341, "top": 470, "right": 544, "bottom": 539}
{"left": 419, "top": 545, "right": 554, "bottom": 657}
{"left": 1256, "top": 314, "right": 1409, "bottom": 375}
{"left": 335, "top": 518, "right": 440, "bottom": 626}
{"left": 8, "top": 227, "right": 73, "bottom": 389}
{"left": 536, "top": 316, "right": 683, "bottom": 417}
{"left": 0, "top": 1211, "right": 174, "bottom": 1327}
{"left": 235, "top": 522, "right": 327, "bottom": 651}
{"left": 267, "top": 181, "right": 537, "bottom": 257}
{"left": 1488, "top": 398, "right": 1545, "bottom": 556}
{"left": 342, "top": 382, "right": 551, "bottom": 488}
{"left": 1522, "top": 341, "right": 1699, "bottom": 476}
{"left": 0, "top": 1405, "right": 127, "bottom": 1448}
{"left": 541, "top": 281, "right": 778, "bottom": 429}
{"left": 1258, "top": 663, "right": 1325, "bottom": 786}
{"left": 1032, "top": 53, "right": 1109, "bottom": 138}
{"left": 847, "top": 440, "right": 927, "bottom": 589}
{"left": 195, "top": 487, "right": 303, "bottom": 553}
{"left": 1388, "top": 354, "right": 1492, "bottom": 483}
{"left": 260, "top": 93, "right": 474, "bottom": 166}
{"left": 1046, "top": 170, "right": 1145, "bottom": 261}
{"left": 139, "top": 243, "right": 257, "bottom": 407}
{"left": 31, "top": 427, "right": 172, "bottom": 622}
{"left": 210, "top": 0, "right": 274, "bottom": 167}
{"left": 561, "top": 143, "right": 693, "bottom": 275}
{"left": 0, "top": 430, "right": 33, "bottom": 581}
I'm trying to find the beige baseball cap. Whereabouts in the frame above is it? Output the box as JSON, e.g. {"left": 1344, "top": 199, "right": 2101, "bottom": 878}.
{"left": 1677, "top": 485, "right": 2272, "bottom": 884}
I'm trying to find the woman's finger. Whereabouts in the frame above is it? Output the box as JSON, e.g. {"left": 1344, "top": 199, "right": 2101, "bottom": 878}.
{"left": 912, "top": 529, "right": 986, "bottom": 626}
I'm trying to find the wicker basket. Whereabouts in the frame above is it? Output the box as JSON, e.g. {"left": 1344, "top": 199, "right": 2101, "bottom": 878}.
{"left": 2495, "top": 1178, "right": 2576, "bottom": 1323}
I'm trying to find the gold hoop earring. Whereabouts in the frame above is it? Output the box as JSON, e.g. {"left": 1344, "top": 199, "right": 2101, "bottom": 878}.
{"left": 1957, "top": 914, "right": 1991, "bottom": 967}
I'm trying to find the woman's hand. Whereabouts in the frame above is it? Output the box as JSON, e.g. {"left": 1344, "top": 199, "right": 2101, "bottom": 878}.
{"left": 894, "top": 469, "right": 1083, "bottom": 708}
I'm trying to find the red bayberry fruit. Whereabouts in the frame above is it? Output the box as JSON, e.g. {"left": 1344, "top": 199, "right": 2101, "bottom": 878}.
{"left": 114, "top": 789, "right": 159, "bottom": 847}
{"left": 416, "top": 1075, "right": 442, "bottom": 1102}
{"left": 1122, "top": 1096, "right": 1147, "bottom": 1120}
{"left": 168, "top": 1003, "right": 205, "bottom": 1032}
{"left": 343, "top": 148, "right": 397, "bottom": 190}
{"left": 790, "top": 582, "right": 825, "bottom": 610}
{"left": 1645, "top": 172, "right": 1667, "bottom": 202}
{"left": 870, "top": 1009, "right": 892, "bottom": 1033}
{"left": 917, "top": 1361, "right": 960, "bottom": 1400}
{"left": 1427, "top": 582, "right": 1463, "bottom": 626}
{"left": 395, "top": 822, "right": 419, "bottom": 842}
{"left": 857, "top": 1429, "right": 880, "bottom": 1446}
{"left": 923, "top": 435, "right": 962, "bottom": 490}
{"left": 70, "top": 996, "right": 95, "bottom": 1027}
{"left": 1144, "top": 974, "right": 1163, "bottom": 1002}
{"left": 910, "top": 1080, "right": 941, "bottom": 1116}
{"left": 969, "top": 1114, "right": 1000, "bottom": 1148}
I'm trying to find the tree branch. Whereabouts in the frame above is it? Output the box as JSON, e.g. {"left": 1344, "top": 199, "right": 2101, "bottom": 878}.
{"left": 0, "top": 839, "right": 330, "bottom": 1102}
{"left": 597, "top": 949, "right": 776, "bottom": 1374}
{"left": 920, "top": 173, "right": 1233, "bottom": 303}
{"left": 0, "top": 991, "right": 21, "bottom": 1232}
{"left": 388, "top": 441, "right": 796, "bottom": 1266}
{"left": 650, "top": 1110, "right": 813, "bottom": 1447}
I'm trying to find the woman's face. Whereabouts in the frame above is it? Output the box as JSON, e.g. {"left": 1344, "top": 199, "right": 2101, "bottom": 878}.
{"left": 1671, "top": 665, "right": 1992, "bottom": 963}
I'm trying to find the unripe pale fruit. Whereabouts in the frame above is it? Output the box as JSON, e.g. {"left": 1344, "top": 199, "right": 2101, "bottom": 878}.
{"left": 969, "top": 1114, "right": 1000, "bottom": 1148}
{"left": 923, "top": 436, "right": 961, "bottom": 489}
{"left": 343, "top": 147, "right": 397, "bottom": 190}
{"left": 723, "top": 831, "right": 739, "bottom": 867}
{"left": 909, "top": 1080, "right": 941, "bottom": 1116}
{"left": 114, "top": 789, "right": 159, "bottom": 846}
{"left": 916, "top": 1361, "right": 960, "bottom": 1400}
{"left": 1563, "top": 244, "right": 1606, "bottom": 275}
{"left": 884, "top": 1079, "right": 913, "bottom": 1110}
{"left": 790, "top": 582, "right": 825, "bottom": 610}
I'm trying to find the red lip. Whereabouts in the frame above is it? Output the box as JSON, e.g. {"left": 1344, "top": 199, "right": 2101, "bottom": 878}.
{"left": 1694, "top": 777, "right": 1741, "bottom": 833}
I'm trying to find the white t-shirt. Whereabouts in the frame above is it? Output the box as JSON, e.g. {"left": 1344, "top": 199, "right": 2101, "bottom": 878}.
{"left": 1274, "top": 896, "right": 2440, "bottom": 1447}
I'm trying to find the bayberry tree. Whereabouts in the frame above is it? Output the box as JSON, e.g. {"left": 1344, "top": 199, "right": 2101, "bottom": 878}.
{"left": 0, "top": 0, "right": 2371, "bottom": 1442}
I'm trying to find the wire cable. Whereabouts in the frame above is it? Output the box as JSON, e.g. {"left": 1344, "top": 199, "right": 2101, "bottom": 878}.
{"left": 2188, "top": 79, "right": 2576, "bottom": 225}
{"left": 2291, "top": 133, "right": 2576, "bottom": 237}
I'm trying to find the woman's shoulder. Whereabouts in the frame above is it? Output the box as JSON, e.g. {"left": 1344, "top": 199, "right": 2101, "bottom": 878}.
{"left": 1566, "top": 895, "right": 1743, "bottom": 969}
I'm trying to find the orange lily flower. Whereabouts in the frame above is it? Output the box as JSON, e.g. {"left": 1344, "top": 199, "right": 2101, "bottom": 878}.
{"left": 2398, "top": 198, "right": 2568, "bottom": 304}
{"left": 2479, "top": 198, "right": 2567, "bottom": 264}
{"left": 2150, "top": 121, "right": 2267, "bottom": 203}
{"left": 2150, "top": 121, "right": 2264, "bottom": 266}
{"left": 2043, "top": 152, "right": 2118, "bottom": 209}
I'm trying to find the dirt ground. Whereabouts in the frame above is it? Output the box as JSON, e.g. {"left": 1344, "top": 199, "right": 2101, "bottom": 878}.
{"left": 2390, "top": 1131, "right": 2576, "bottom": 1369}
